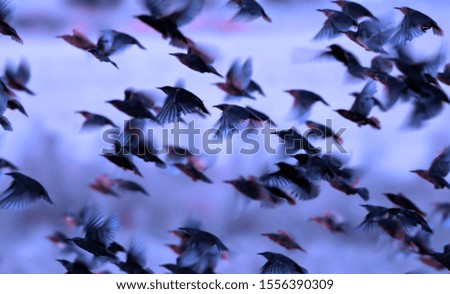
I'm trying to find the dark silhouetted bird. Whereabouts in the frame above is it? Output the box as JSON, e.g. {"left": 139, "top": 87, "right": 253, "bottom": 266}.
{"left": 305, "top": 120, "right": 342, "bottom": 144}
{"left": 262, "top": 230, "right": 306, "bottom": 252}
{"left": 89, "top": 175, "right": 118, "bottom": 197}
{"left": 77, "top": 111, "right": 117, "bottom": 130}
{"left": 214, "top": 58, "right": 264, "bottom": 100}
{"left": 335, "top": 109, "right": 381, "bottom": 129}
{"left": 4, "top": 59, "right": 34, "bottom": 95}
{"left": 57, "top": 29, "right": 96, "bottom": 51}
{"left": 88, "top": 30, "right": 145, "bottom": 69}
{"left": 173, "top": 163, "right": 212, "bottom": 183}
{"left": 260, "top": 162, "right": 320, "bottom": 200}
{"left": 384, "top": 193, "right": 426, "bottom": 217}
{"left": 366, "top": 71, "right": 409, "bottom": 110}
{"left": 319, "top": 44, "right": 367, "bottom": 79}
{"left": 0, "top": 1, "right": 22, "bottom": 43}
{"left": 258, "top": 252, "right": 308, "bottom": 274}
{"left": 344, "top": 20, "right": 392, "bottom": 54}
{"left": 284, "top": 90, "right": 329, "bottom": 121}
{"left": 329, "top": 178, "right": 369, "bottom": 201}
{"left": 117, "top": 243, "right": 154, "bottom": 274}
{"left": 160, "top": 263, "right": 199, "bottom": 274}
{"left": 309, "top": 211, "right": 347, "bottom": 233}
{"left": 411, "top": 147, "right": 450, "bottom": 189}
{"left": 101, "top": 153, "right": 143, "bottom": 177}
{"left": 389, "top": 7, "right": 443, "bottom": 45}
{"left": 112, "top": 178, "right": 149, "bottom": 196}
{"left": 437, "top": 64, "right": 450, "bottom": 85}
{"left": 213, "top": 104, "right": 266, "bottom": 138}
{"left": 0, "top": 80, "right": 15, "bottom": 131}
{"left": 107, "top": 90, "right": 159, "bottom": 123}
{"left": 135, "top": 0, "right": 204, "bottom": 48}
{"left": 228, "top": 0, "right": 272, "bottom": 23}
{"left": 291, "top": 153, "right": 338, "bottom": 182}
{"left": 314, "top": 9, "right": 357, "bottom": 41}
{"left": 7, "top": 98, "right": 27, "bottom": 117}
{"left": 272, "top": 128, "right": 322, "bottom": 155}
{"left": 430, "top": 245, "right": 450, "bottom": 271}
{"left": 57, "top": 259, "right": 93, "bottom": 274}
{"left": 331, "top": 1, "right": 378, "bottom": 20}
{"left": 156, "top": 86, "right": 210, "bottom": 124}
{"left": 0, "top": 157, "right": 17, "bottom": 171}
{"left": 0, "top": 172, "right": 53, "bottom": 210}
{"left": 170, "top": 50, "right": 222, "bottom": 77}
{"left": 176, "top": 227, "right": 228, "bottom": 274}
{"left": 69, "top": 212, "right": 121, "bottom": 263}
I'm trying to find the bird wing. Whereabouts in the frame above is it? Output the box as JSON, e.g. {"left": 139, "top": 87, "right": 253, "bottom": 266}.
{"left": 389, "top": 15, "right": 424, "bottom": 45}
{"left": 0, "top": 1, "right": 12, "bottom": 22}
{"left": 156, "top": 94, "right": 179, "bottom": 124}
{"left": 314, "top": 19, "right": 340, "bottom": 41}
{"left": 429, "top": 147, "right": 450, "bottom": 176}
{"left": 0, "top": 179, "right": 38, "bottom": 210}
{"left": 16, "top": 59, "right": 31, "bottom": 84}
{"left": 172, "top": 0, "right": 205, "bottom": 27}
{"left": 229, "top": 58, "right": 252, "bottom": 90}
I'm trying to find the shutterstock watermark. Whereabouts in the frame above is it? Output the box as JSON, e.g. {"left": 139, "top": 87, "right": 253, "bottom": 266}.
{"left": 100, "top": 119, "right": 347, "bottom": 156}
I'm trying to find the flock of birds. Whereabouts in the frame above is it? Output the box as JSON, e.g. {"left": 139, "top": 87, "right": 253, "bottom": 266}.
{"left": 1, "top": 0, "right": 450, "bottom": 274}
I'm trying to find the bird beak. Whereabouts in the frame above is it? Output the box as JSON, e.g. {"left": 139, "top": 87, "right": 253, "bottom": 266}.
{"left": 169, "top": 53, "right": 177, "bottom": 56}
{"left": 394, "top": 7, "right": 401, "bottom": 10}
{"left": 317, "top": 9, "right": 325, "bottom": 12}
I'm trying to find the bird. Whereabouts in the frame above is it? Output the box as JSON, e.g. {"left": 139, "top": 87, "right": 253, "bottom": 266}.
{"left": 4, "top": 59, "right": 34, "bottom": 95}
{"left": 314, "top": 9, "right": 358, "bottom": 41}
{"left": 156, "top": 86, "right": 210, "bottom": 124}
{"left": 6, "top": 97, "right": 27, "bottom": 117}
{"left": 173, "top": 163, "right": 212, "bottom": 183}
{"left": 329, "top": 178, "right": 369, "bottom": 201}
{"left": 57, "top": 259, "right": 93, "bottom": 274}
{"left": 319, "top": 44, "right": 367, "bottom": 79}
{"left": 107, "top": 90, "right": 159, "bottom": 123}
{"left": 135, "top": 0, "right": 205, "bottom": 48}
{"left": 258, "top": 252, "right": 308, "bottom": 274}
{"left": 117, "top": 243, "right": 154, "bottom": 274}
{"left": 227, "top": 0, "right": 272, "bottom": 23}
{"left": 411, "top": 147, "right": 450, "bottom": 189}
{"left": 89, "top": 175, "right": 118, "bottom": 197}
{"left": 437, "top": 64, "right": 450, "bottom": 85}
{"left": 344, "top": 20, "right": 392, "bottom": 54}
{"left": 271, "top": 128, "right": 322, "bottom": 155}
{"left": 214, "top": 58, "right": 264, "bottom": 100}
{"left": 389, "top": 7, "right": 443, "bottom": 45}
{"left": 57, "top": 29, "right": 96, "bottom": 51}
{"left": 335, "top": 108, "right": 381, "bottom": 129}
{"left": 112, "top": 178, "right": 149, "bottom": 196}
{"left": 384, "top": 193, "right": 426, "bottom": 217}
{"left": 309, "top": 211, "right": 347, "bottom": 234}
{"left": 331, "top": 1, "right": 378, "bottom": 20}
{"left": 0, "top": 1, "right": 22, "bottom": 43}
{"left": 305, "top": 120, "right": 343, "bottom": 144}
{"left": 176, "top": 227, "right": 228, "bottom": 274}
{"left": 284, "top": 90, "right": 329, "bottom": 121}
{"left": 101, "top": 153, "right": 143, "bottom": 177}
{"left": 0, "top": 157, "right": 17, "bottom": 171}
{"left": 0, "top": 80, "right": 15, "bottom": 131}
{"left": 0, "top": 172, "right": 53, "bottom": 210}
{"left": 169, "top": 50, "right": 222, "bottom": 77}
{"left": 262, "top": 230, "right": 306, "bottom": 252}
{"left": 68, "top": 212, "right": 121, "bottom": 263}
{"left": 76, "top": 111, "right": 118, "bottom": 130}
{"left": 366, "top": 71, "right": 409, "bottom": 111}
{"left": 212, "top": 104, "right": 266, "bottom": 138}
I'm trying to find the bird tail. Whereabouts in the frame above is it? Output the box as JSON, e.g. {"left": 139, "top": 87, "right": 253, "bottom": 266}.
{"left": 368, "top": 116, "right": 381, "bottom": 129}
{"left": 0, "top": 116, "right": 13, "bottom": 131}
{"left": 356, "top": 188, "right": 369, "bottom": 201}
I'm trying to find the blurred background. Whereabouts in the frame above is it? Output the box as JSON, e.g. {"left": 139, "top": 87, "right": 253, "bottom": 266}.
{"left": 0, "top": 0, "right": 449, "bottom": 273}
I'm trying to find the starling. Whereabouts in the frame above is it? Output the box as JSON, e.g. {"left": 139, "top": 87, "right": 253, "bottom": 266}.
{"left": 329, "top": 178, "right": 369, "bottom": 201}
{"left": 135, "top": 0, "right": 205, "bottom": 48}
{"left": 0, "top": 157, "right": 17, "bottom": 171}
{"left": 156, "top": 86, "right": 210, "bottom": 124}
{"left": 331, "top": 1, "right": 378, "bottom": 20}
{"left": 0, "top": 1, "right": 22, "bottom": 43}
{"left": 214, "top": 58, "right": 263, "bottom": 100}
{"left": 437, "top": 64, "right": 450, "bottom": 86}
{"left": 305, "top": 120, "right": 342, "bottom": 144}
{"left": 258, "top": 252, "right": 308, "bottom": 274}
{"left": 77, "top": 111, "right": 117, "bottom": 130}
{"left": 112, "top": 178, "right": 149, "bottom": 196}
{"left": 335, "top": 110, "right": 380, "bottom": 129}
{"left": 366, "top": 71, "right": 409, "bottom": 110}
{"left": 272, "top": 128, "right": 322, "bottom": 155}
{"left": 389, "top": 7, "right": 443, "bottom": 45}
{"left": 314, "top": 9, "right": 357, "bottom": 41}
{"left": 173, "top": 163, "right": 212, "bottom": 183}
{"left": 213, "top": 104, "right": 265, "bottom": 138}
{"left": 101, "top": 153, "right": 143, "bottom": 177}
{"left": 4, "top": 59, "right": 34, "bottom": 95}
{"left": 69, "top": 212, "right": 121, "bottom": 263}
{"left": 7, "top": 98, "right": 27, "bottom": 117}
{"left": 169, "top": 51, "right": 222, "bottom": 77}
{"left": 384, "top": 193, "right": 426, "bottom": 217}
{"left": 0, "top": 172, "right": 53, "bottom": 210}
{"left": 344, "top": 20, "right": 392, "bottom": 54}
{"left": 284, "top": 90, "right": 329, "bottom": 121}
{"left": 0, "top": 80, "right": 14, "bottom": 131}
{"left": 262, "top": 230, "right": 306, "bottom": 252}
{"left": 57, "top": 29, "right": 96, "bottom": 51}
{"left": 107, "top": 90, "right": 159, "bottom": 123}
{"left": 319, "top": 44, "right": 367, "bottom": 79}
{"left": 228, "top": 0, "right": 272, "bottom": 23}
{"left": 291, "top": 153, "right": 337, "bottom": 182}
{"left": 411, "top": 147, "right": 450, "bottom": 189}
{"left": 117, "top": 243, "right": 153, "bottom": 274}
{"left": 57, "top": 259, "right": 93, "bottom": 274}
{"left": 89, "top": 175, "right": 118, "bottom": 197}
{"left": 309, "top": 211, "right": 346, "bottom": 233}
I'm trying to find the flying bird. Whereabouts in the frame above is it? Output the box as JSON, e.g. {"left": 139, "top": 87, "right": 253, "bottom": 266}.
{"left": 309, "top": 211, "right": 347, "bottom": 234}
{"left": 258, "top": 252, "right": 308, "bottom": 274}
{"left": 112, "top": 179, "right": 149, "bottom": 196}
{"left": 284, "top": 90, "right": 329, "bottom": 121}
{"left": 4, "top": 59, "right": 34, "bottom": 95}
{"left": 173, "top": 163, "right": 212, "bottom": 183}
{"left": 169, "top": 50, "right": 222, "bottom": 77}
{"left": 107, "top": 90, "right": 159, "bottom": 123}
{"left": 76, "top": 111, "right": 118, "bottom": 130}
{"left": 331, "top": 1, "right": 378, "bottom": 20}
{"left": 0, "top": 80, "right": 15, "bottom": 131}
{"left": 272, "top": 128, "right": 322, "bottom": 155}
{"left": 389, "top": 7, "right": 443, "bottom": 45}
{"left": 228, "top": 0, "right": 272, "bottom": 23}
{"left": 212, "top": 104, "right": 266, "bottom": 138}
{"left": 305, "top": 120, "right": 343, "bottom": 144}
{"left": 314, "top": 9, "right": 357, "bottom": 41}
{"left": 0, "top": 1, "right": 22, "bottom": 43}
{"left": 117, "top": 243, "right": 154, "bottom": 274}
{"left": 384, "top": 193, "right": 426, "bottom": 217}
{"left": 411, "top": 147, "right": 450, "bottom": 189}
{"left": 262, "top": 230, "right": 306, "bottom": 252}
{"left": 0, "top": 172, "right": 53, "bottom": 210}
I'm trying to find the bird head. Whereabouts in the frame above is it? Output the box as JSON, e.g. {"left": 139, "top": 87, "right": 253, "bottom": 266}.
{"left": 394, "top": 7, "right": 411, "bottom": 15}
{"left": 169, "top": 53, "right": 185, "bottom": 59}
{"left": 157, "top": 86, "right": 176, "bottom": 95}
{"left": 213, "top": 104, "right": 229, "bottom": 111}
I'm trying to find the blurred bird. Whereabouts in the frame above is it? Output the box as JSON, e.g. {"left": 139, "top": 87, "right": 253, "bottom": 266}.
{"left": 258, "top": 252, "right": 308, "bottom": 274}
{"left": 214, "top": 58, "right": 264, "bottom": 100}
{"left": 0, "top": 157, "right": 17, "bottom": 171}
{"left": 213, "top": 104, "right": 266, "bottom": 138}
{"left": 314, "top": 9, "right": 357, "bottom": 41}
{"left": 4, "top": 59, "right": 34, "bottom": 95}
{"left": 112, "top": 179, "right": 149, "bottom": 196}
{"left": 0, "top": 1, "right": 22, "bottom": 43}
{"left": 331, "top": 1, "right": 378, "bottom": 20}
{"left": 309, "top": 211, "right": 347, "bottom": 233}
{"left": 366, "top": 71, "right": 409, "bottom": 110}
{"left": 107, "top": 91, "right": 159, "bottom": 123}
{"left": 319, "top": 44, "right": 367, "bottom": 79}
{"left": 176, "top": 227, "right": 228, "bottom": 273}
{"left": 101, "top": 153, "right": 143, "bottom": 177}
{"left": 89, "top": 175, "right": 118, "bottom": 197}
{"left": 272, "top": 128, "right": 322, "bottom": 155}
{"left": 170, "top": 51, "right": 222, "bottom": 77}
{"left": 156, "top": 86, "right": 210, "bottom": 124}
{"left": 430, "top": 245, "right": 450, "bottom": 271}
{"left": 329, "top": 178, "right": 369, "bottom": 201}
{"left": 57, "top": 259, "right": 93, "bottom": 274}
{"left": 228, "top": 0, "right": 272, "bottom": 23}
{"left": 262, "top": 230, "right": 306, "bottom": 252}
{"left": 117, "top": 243, "right": 154, "bottom": 274}
{"left": 284, "top": 90, "right": 329, "bottom": 122}
{"left": 433, "top": 202, "right": 450, "bottom": 224}
{"left": 69, "top": 212, "right": 121, "bottom": 263}
{"left": 411, "top": 147, "right": 450, "bottom": 189}
{"left": 389, "top": 7, "right": 443, "bottom": 45}
{"left": 135, "top": 0, "right": 205, "bottom": 48}
{"left": 57, "top": 29, "right": 96, "bottom": 51}
{"left": 305, "top": 120, "right": 343, "bottom": 144}
{"left": 7, "top": 98, "right": 27, "bottom": 117}
{"left": 437, "top": 64, "right": 450, "bottom": 85}
{"left": 291, "top": 153, "right": 337, "bottom": 182}
{"left": 88, "top": 30, "right": 146, "bottom": 69}
{"left": 344, "top": 20, "right": 392, "bottom": 54}
{"left": 173, "top": 163, "right": 212, "bottom": 183}
{"left": 0, "top": 172, "right": 53, "bottom": 210}
{"left": 0, "top": 80, "right": 14, "bottom": 131}
{"left": 335, "top": 109, "right": 381, "bottom": 129}
{"left": 384, "top": 193, "right": 426, "bottom": 217}
{"left": 77, "top": 111, "right": 118, "bottom": 130}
